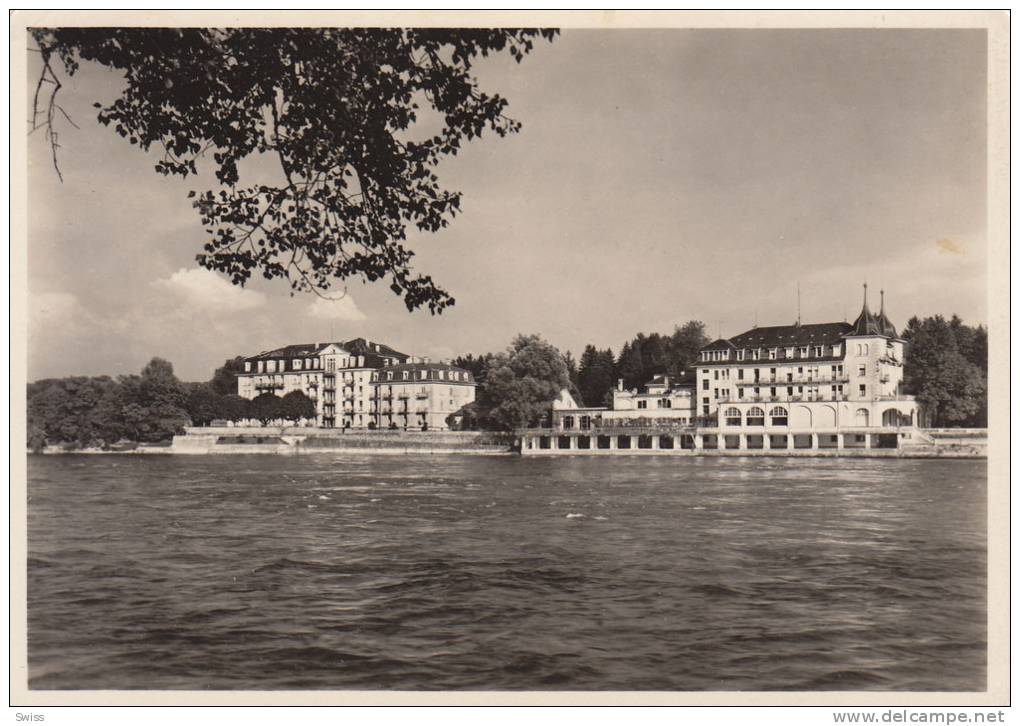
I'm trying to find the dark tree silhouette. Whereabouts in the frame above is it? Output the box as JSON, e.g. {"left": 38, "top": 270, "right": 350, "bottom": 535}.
{"left": 279, "top": 390, "right": 316, "bottom": 423}
{"left": 30, "top": 28, "right": 557, "bottom": 312}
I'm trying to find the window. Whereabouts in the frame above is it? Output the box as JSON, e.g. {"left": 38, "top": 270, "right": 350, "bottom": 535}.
{"left": 738, "top": 389, "right": 744, "bottom": 399}
{"left": 293, "top": 359, "right": 302, "bottom": 370}
{"left": 658, "top": 399, "right": 672, "bottom": 409}
{"left": 562, "top": 416, "right": 575, "bottom": 429}
{"left": 637, "top": 400, "right": 647, "bottom": 409}
{"left": 402, "top": 371, "right": 410, "bottom": 381}
{"left": 813, "top": 346, "right": 823, "bottom": 357}
{"left": 747, "top": 407, "right": 765, "bottom": 426}
{"left": 859, "top": 384, "right": 867, "bottom": 396}
{"left": 737, "top": 350, "right": 745, "bottom": 361}
{"left": 858, "top": 365, "right": 866, "bottom": 376}
{"left": 832, "top": 345, "right": 842, "bottom": 357}
{"left": 245, "top": 361, "right": 252, "bottom": 372}
{"left": 769, "top": 348, "right": 777, "bottom": 360}
{"left": 799, "top": 346, "right": 808, "bottom": 356}
{"left": 770, "top": 387, "right": 777, "bottom": 397}
{"left": 267, "top": 360, "right": 276, "bottom": 373}
{"left": 769, "top": 406, "right": 788, "bottom": 426}
{"left": 702, "top": 380, "right": 709, "bottom": 390}
{"left": 737, "top": 369, "right": 744, "bottom": 380}
{"left": 785, "top": 347, "right": 795, "bottom": 357}
{"left": 752, "top": 349, "right": 761, "bottom": 360}
{"left": 724, "top": 407, "right": 742, "bottom": 426}
{"left": 714, "top": 370, "right": 719, "bottom": 380}
{"left": 787, "top": 386, "right": 793, "bottom": 396}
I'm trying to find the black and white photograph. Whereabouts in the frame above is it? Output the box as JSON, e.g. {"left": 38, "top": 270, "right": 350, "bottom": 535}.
{"left": 11, "top": 9, "right": 1009, "bottom": 713}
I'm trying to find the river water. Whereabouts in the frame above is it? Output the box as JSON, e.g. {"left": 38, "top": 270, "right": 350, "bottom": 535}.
{"left": 26, "top": 454, "right": 986, "bottom": 691}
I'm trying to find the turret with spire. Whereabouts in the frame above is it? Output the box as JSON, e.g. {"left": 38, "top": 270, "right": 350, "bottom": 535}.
{"left": 848, "top": 282, "right": 899, "bottom": 338}
{"left": 875, "top": 288, "right": 898, "bottom": 338}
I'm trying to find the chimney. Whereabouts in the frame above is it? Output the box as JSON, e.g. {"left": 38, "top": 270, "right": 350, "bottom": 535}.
{"left": 617, "top": 378, "right": 624, "bottom": 392}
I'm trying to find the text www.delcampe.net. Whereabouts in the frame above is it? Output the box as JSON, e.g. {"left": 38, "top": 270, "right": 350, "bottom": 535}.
{"left": 834, "top": 712, "right": 1006, "bottom": 724}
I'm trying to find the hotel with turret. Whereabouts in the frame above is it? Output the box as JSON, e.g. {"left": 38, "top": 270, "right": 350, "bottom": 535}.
{"left": 524, "top": 286, "right": 923, "bottom": 454}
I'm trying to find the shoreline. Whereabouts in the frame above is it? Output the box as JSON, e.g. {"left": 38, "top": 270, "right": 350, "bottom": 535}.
{"left": 30, "top": 446, "right": 986, "bottom": 460}
{"left": 28, "top": 426, "right": 986, "bottom": 459}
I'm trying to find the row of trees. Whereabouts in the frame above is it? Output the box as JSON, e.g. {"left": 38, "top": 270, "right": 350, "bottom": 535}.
{"left": 26, "top": 314, "right": 989, "bottom": 448}
{"left": 27, "top": 357, "right": 317, "bottom": 450}
{"left": 902, "top": 315, "right": 987, "bottom": 427}
{"left": 451, "top": 323, "right": 709, "bottom": 432}
{"left": 568, "top": 321, "right": 709, "bottom": 408}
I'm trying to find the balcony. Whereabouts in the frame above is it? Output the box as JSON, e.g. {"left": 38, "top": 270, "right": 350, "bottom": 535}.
{"left": 734, "top": 375, "right": 848, "bottom": 386}
{"left": 415, "top": 393, "right": 429, "bottom": 400}
{"left": 398, "top": 393, "right": 410, "bottom": 400}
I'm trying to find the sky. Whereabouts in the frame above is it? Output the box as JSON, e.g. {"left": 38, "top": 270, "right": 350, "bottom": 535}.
{"left": 26, "top": 29, "right": 989, "bottom": 382}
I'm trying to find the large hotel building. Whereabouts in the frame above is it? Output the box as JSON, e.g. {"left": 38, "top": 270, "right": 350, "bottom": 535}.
{"left": 532, "top": 286, "right": 920, "bottom": 452}
{"left": 236, "top": 338, "right": 476, "bottom": 430}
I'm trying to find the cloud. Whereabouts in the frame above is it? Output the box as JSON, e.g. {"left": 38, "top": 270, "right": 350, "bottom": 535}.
{"left": 154, "top": 267, "right": 267, "bottom": 312}
{"left": 30, "top": 291, "right": 85, "bottom": 326}
{"left": 307, "top": 294, "right": 367, "bottom": 321}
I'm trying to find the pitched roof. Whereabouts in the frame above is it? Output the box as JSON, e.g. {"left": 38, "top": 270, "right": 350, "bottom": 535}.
{"left": 702, "top": 338, "right": 736, "bottom": 352}
{"left": 246, "top": 338, "right": 409, "bottom": 363}
{"left": 727, "top": 322, "right": 854, "bottom": 349}
{"left": 373, "top": 361, "right": 475, "bottom": 383}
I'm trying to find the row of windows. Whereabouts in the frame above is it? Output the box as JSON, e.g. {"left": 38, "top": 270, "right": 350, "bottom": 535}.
{"left": 701, "top": 344, "right": 841, "bottom": 363}
{"left": 702, "top": 365, "right": 845, "bottom": 386}
{"left": 636, "top": 399, "right": 674, "bottom": 409}
{"left": 371, "top": 369, "right": 468, "bottom": 382}
{"left": 724, "top": 406, "right": 787, "bottom": 426}
{"left": 704, "top": 383, "right": 863, "bottom": 403}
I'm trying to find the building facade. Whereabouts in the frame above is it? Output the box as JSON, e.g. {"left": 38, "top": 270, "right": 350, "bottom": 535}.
{"left": 370, "top": 362, "right": 476, "bottom": 431}
{"left": 694, "top": 287, "right": 917, "bottom": 435}
{"left": 236, "top": 338, "right": 476, "bottom": 430}
{"left": 521, "top": 286, "right": 922, "bottom": 454}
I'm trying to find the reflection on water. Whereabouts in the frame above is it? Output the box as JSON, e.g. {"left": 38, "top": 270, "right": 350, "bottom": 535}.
{"left": 27, "top": 455, "right": 986, "bottom": 691}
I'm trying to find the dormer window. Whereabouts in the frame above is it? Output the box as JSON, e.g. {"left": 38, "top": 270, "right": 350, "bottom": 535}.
{"left": 785, "top": 347, "right": 795, "bottom": 358}
{"left": 737, "top": 350, "right": 745, "bottom": 361}
{"left": 402, "top": 371, "right": 409, "bottom": 380}
{"left": 768, "top": 348, "right": 777, "bottom": 360}
{"left": 799, "top": 347, "right": 808, "bottom": 357}
{"left": 245, "top": 361, "right": 252, "bottom": 372}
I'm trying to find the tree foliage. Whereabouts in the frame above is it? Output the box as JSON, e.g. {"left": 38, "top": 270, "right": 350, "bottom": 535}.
{"left": 902, "top": 315, "right": 987, "bottom": 427}
{"left": 249, "top": 393, "right": 284, "bottom": 425}
{"left": 475, "top": 334, "right": 570, "bottom": 431}
{"left": 30, "top": 28, "right": 557, "bottom": 312}
{"left": 27, "top": 358, "right": 192, "bottom": 447}
{"left": 209, "top": 356, "right": 246, "bottom": 396}
{"left": 279, "top": 390, "right": 316, "bottom": 423}
{"left": 577, "top": 344, "right": 616, "bottom": 407}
